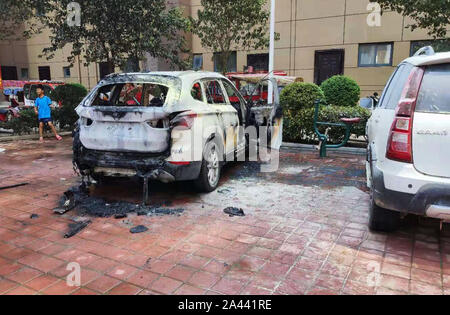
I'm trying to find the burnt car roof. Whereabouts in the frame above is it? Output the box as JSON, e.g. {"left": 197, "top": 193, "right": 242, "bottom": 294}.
{"left": 100, "top": 71, "right": 226, "bottom": 85}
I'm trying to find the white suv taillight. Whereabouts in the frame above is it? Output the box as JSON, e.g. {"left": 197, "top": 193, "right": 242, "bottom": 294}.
{"left": 386, "top": 67, "right": 424, "bottom": 163}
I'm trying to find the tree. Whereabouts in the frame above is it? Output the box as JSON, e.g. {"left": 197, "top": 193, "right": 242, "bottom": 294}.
{"left": 41, "top": 0, "right": 190, "bottom": 73}
{"left": 0, "top": 0, "right": 45, "bottom": 40}
{"left": 192, "top": 0, "right": 271, "bottom": 73}
{"left": 372, "top": 0, "right": 450, "bottom": 39}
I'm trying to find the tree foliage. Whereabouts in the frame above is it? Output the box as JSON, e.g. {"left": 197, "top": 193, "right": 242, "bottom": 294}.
{"left": 192, "top": 0, "right": 271, "bottom": 73}
{"left": 0, "top": 0, "right": 45, "bottom": 40}
{"left": 372, "top": 0, "right": 450, "bottom": 39}
{"left": 52, "top": 83, "right": 88, "bottom": 130}
{"left": 40, "top": 0, "right": 190, "bottom": 72}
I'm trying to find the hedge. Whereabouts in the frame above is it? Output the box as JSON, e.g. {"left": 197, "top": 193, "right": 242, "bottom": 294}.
{"left": 320, "top": 75, "right": 361, "bottom": 107}
{"left": 280, "top": 82, "right": 324, "bottom": 113}
{"left": 51, "top": 83, "right": 88, "bottom": 130}
{"left": 284, "top": 105, "right": 371, "bottom": 144}
{"left": 0, "top": 83, "right": 87, "bottom": 135}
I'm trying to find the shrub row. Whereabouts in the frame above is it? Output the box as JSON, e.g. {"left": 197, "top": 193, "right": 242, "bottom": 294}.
{"left": 280, "top": 75, "right": 370, "bottom": 144}
{"left": 284, "top": 105, "right": 371, "bottom": 144}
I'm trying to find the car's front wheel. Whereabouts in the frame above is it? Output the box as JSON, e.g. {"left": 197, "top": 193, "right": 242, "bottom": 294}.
{"left": 194, "top": 139, "right": 222, "bottom": 192}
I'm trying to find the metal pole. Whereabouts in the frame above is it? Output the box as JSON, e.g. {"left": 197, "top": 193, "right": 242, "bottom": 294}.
{"left": 268, "top": 0, "right": 276, "bottom": 104}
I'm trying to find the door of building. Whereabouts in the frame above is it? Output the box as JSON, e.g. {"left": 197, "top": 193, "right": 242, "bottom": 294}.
{"left": 314, "top": 49, "right": 344, "bottom": 85}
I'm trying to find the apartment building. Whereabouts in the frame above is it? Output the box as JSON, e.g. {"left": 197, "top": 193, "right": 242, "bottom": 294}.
{"left": 190, "top": 0, "right": 443, "bottom": 96}
{"left": 0, "top": 0, "right": 444, "bottom": 95}
{"left": 0, "top": 0, "right": 191, "bottom": 90}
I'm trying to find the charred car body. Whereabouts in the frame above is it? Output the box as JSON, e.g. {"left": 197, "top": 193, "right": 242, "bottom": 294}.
{"left": 73, "top": 71, "right": 283, "bottom": 193}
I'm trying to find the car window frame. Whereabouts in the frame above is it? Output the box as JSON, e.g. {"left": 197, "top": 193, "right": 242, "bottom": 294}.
{"left": 221, "top": 79, "right": 245, "bottom": 106}
{"left": 190, "top": 80, "right": 206, "bottom": 103}
{"left": 202, "top": 79, "right": 229, "bottom": 106}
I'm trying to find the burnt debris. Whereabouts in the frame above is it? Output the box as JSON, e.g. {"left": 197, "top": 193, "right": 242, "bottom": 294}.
{"left": 224, "top": 207, "right": 245, "bottom": 217}
{"left": 53, "top": 190, "right": 76, "bottom": 215}
{"left": 64, "top": 220, "right": 92, "bottom": 238}
{"left": 0, "top": 183, "right": 29, "bottom": 191}
{"left": 130, "top": 225, "right": 149, "bottom": 234}
{"left": 55, "top": 185, "right": 184, "bottom": 218}
{"left": 137, "top": 208, "right": 184, "bottom": 217}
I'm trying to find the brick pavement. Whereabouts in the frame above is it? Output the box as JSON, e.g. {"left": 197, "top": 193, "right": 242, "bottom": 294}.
{"left": 0, "top": 139, "right": 449, "bottom": 295}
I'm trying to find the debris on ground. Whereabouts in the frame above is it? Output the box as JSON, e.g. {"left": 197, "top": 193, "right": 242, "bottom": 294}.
{"left": 30, "top": 214, "right": 39, "bottom": 219}
{"left": 0, "top": 183, "right": 29, "bottom": 191}
{"left": 130, "top": 225, "right": 148, "bottom": 234}
{"left": 224, "top": 207, "right": 245, "bottom": 217}
{"left": 53, "top": 190, "right": 76, "bottom": 214}
{"left": 55, "top": 185, "right": 185, "bottom": 218}
{"left": 0, "top": 148, "right": 5, "bottom": 153}
{"left": 137, "top": 208, "right": 184, "bottom": 217}
{"left": 64, "top": 220, "right": 92, "bottom": 238}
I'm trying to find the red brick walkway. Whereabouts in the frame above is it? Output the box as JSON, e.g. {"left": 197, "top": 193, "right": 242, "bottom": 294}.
{"left": 0, "top": 139, "right": 449, "bottom": 295}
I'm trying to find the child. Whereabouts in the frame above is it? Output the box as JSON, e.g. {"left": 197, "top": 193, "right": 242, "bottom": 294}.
{"left": 34, "top": 85, "right": 62, "bottom": 143}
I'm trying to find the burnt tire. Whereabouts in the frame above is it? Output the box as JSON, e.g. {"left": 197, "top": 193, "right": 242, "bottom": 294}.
{"left": 194, "top": 139, "right": 222, "bottom": 193}
{"left": 368, "top": 186, "right": 400, "bottom": 232}
{"left": 72, "top": 128, "right": 81, "bottom": 165}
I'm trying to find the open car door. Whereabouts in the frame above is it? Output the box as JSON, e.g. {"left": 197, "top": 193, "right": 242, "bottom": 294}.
{"left": 246, "top": 77, "right": 283, "bottom": 150}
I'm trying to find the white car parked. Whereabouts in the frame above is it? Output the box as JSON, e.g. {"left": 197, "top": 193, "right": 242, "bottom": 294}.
{"left": 73, "top": 71, "right": 282, "bottom": 195}
{"left": 366, "top": 47, "right": 450, "bottom": 231}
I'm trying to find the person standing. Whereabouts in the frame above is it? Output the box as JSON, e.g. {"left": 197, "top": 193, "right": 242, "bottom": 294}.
{"left": 34, "top": 85, "right": 62, "bottom": 143}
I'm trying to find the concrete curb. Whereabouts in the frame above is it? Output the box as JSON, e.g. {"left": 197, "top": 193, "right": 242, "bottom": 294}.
{"left": 0, "top": 131, "right": 72, "bottom": 142}
{"left": 282, "top": 142, "right": 367, "bottom": 155}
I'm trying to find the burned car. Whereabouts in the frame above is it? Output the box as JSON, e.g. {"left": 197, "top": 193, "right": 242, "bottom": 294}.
{"left": 73, "top": 71, "right": 282, "bottom": 194}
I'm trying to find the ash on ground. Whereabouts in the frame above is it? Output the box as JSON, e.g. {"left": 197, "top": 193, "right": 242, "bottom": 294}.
{"left": 57, "top": 185, "right": 184, "bottom": 218}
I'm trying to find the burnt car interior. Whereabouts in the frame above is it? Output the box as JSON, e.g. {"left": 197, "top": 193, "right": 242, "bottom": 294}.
{"left": 92, "top": 83, "right": 169, "bottom": 107}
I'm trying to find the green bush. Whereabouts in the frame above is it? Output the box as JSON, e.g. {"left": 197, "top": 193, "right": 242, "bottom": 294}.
{"left": 0, "top": 108, "right": 38, "bottom": 135}
{"left": 320, "top": 75, "right": 360, "bottom": 107}
{"left": 52, "top": 83, "right": 88, "bottom": 130}
{"left": 284, "top": 105, "right": 371, "bottom": 144}
{"left": 280, "top": 82, "right": 324, "bottom": 113}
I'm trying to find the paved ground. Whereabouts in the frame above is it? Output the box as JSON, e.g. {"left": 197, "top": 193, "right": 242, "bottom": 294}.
{"left": 0, "top": 138, "right": 449, "bottom": 295}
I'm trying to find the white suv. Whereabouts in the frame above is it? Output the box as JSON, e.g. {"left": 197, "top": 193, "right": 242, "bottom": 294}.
{"left": 366, "top": 47, "right": 450, "bottom": 231}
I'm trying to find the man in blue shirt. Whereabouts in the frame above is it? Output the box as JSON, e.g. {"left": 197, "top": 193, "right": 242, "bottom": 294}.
{"left": 34, "top": 85, "right": 62, "bottom": 143}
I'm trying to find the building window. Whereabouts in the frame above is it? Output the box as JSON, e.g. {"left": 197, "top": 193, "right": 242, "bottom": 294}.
{"left": 1, "top": 66, "right": 18, "bottom": 80}
{"left": 63, "top": 66, "right": 71, "bottom": 78}
{"left": 38, "top": 66, "right": 51, "bottom": 80}
{"left": 358, "top": 43, "right": 393, "bottom": 67}
{"left": 214, "top": 51, "right": 237, "bottom": 73}
{"left": 247, "top": 53, "right": 269, "bottom": 71}
{"left": 20, "top": 68, "right": 29, "bottom": 79}
{"left": 410, "top": 40, "right": 450, "bottom": 56}
{"left": 193, "top": 54, "right": 203, "bottom": 70}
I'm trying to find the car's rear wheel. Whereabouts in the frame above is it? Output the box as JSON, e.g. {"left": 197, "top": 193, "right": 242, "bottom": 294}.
{"left": 194, "top": 139, "right": 222, "bottom": 192}
{"left": 368, "top": 179, "right": 400, "bottom": 232}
